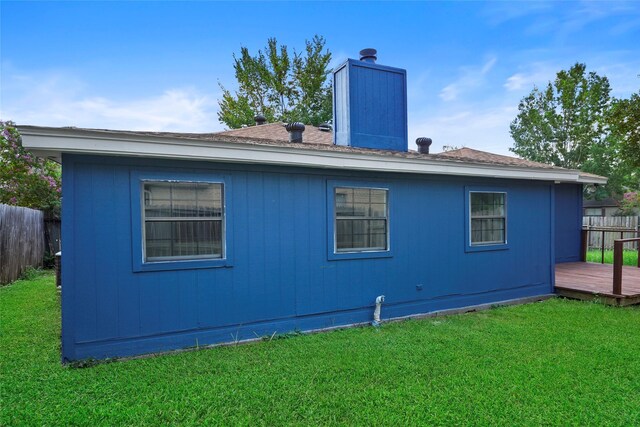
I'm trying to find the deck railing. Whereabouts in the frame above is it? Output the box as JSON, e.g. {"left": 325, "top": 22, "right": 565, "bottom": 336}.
{"left": 581, "top": 227, "right": 640, "bottom": 264}
{"left": 613, "top": 237, "right": 640, "bottom": 295}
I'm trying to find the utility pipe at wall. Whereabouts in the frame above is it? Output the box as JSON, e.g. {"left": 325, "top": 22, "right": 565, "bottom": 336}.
{"left": 372, "top": 295, "right": 385, "bottom": 326}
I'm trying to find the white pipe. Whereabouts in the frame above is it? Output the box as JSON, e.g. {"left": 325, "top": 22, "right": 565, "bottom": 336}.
{"left": 372, "top": 295, "right": 385, "bottom": 326}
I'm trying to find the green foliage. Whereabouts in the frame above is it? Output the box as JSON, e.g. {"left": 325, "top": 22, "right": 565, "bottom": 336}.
{"left": 2, "top": 273, "right": 640, "bottom": 425}
{"left": 42, "top": 252, "right": 57, "bottom": 269}
{"left": 0, "top": 121, "right": 61, "bottom": 212}
{"left": 509, "top": 63, "right": 639, "bottom": 198}
{"left": 609, "top": 91, "right": 640, "bottom": 167}
{"left": 18, "top": 266, "right": 44, "bottom": 281}
{"left": 510, "top": 63, "right": 610, "bottom": 169}
{"left": 620, "top": 191, "right": 640, "bottom": 216}
{"left": 218, "top": 35, "right": 332, "bottom": 128}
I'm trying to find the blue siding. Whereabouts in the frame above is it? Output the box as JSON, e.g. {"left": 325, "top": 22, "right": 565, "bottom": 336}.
{"left": 61, "top": 154, "right": 555, "bottom": 361}
{"left": 554, "top": 183, "right": 583, "bottom": 263}
{"left": 333, "top": 59, "right": 408, "bottom": 152}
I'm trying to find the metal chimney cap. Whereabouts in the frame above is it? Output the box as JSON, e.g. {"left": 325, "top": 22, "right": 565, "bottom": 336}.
{"left": 318, "top": 122, "right": 332, "bottom": 132}
{"left": 359, "top": 48, "right": 377, "bottom": 63}
{"left": 254, "top": 114, "right": 267, "bottom": 125}
{"left": 415, "top": 137, "right": 433, "bottom": 147}
{"left": 285, "top": 122, "right": 306, "bottom": 132}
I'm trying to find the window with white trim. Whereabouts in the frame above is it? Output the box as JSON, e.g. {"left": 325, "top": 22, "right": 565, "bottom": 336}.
{"left": 335, "top": 187, "right": 388, "bottom": 252}
{"left": 469, "top": 192, "right": 506, "bottom": 246}
{"left": 142, "top": 181, "right": 224, "bottom": 261}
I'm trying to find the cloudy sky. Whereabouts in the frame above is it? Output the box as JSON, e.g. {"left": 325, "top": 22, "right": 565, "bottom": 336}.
{"left": 1, "top": 1, "right": 639, "bottom": 155}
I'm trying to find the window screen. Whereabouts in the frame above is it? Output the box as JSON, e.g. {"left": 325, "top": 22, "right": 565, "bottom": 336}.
{"left": 335, "top": 187, "right": 388, "bottom": 252}
{"left": 143, "top": 182, "right": 224, "bottom": 261}
{"left": 470, "top": 192, "right": 506, "bottom": 246}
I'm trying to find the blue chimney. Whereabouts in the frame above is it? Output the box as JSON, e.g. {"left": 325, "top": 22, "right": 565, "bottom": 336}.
{"left": 333, "top": 49, "right": 408, "bottom": 152}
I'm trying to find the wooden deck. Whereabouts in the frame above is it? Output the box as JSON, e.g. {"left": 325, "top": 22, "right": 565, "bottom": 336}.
{"left": 555, "top": 262, "right": 640, "bottom": 306}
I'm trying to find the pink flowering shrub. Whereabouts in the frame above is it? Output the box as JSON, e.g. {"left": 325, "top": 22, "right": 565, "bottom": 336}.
{"left": 620, "top": 191, "right": 639, "bottom": 215}
{"left": 1, "top": 121, "right": 61, "bottom": 211}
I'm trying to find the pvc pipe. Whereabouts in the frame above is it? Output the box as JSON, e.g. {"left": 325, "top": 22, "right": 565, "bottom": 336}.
{"left": 372, "top": 295, "right": 385, "bottom": 326}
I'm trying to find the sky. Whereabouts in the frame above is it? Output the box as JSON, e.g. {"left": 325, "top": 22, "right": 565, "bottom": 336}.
{"left": 1, "top": 1, "right": 639, "bottom": 155}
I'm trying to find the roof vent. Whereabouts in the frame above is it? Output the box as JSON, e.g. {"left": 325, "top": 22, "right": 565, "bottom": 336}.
{"left": 285, "top": 122, "right": 305, "bottom": 143}
{"left": 359, "top": 48, "right": 377, "bottom": 63}
{"left": 318, "top": 122, "right": 332, "bottom": 132}
{"left": 254, "top": 114, "right": 267, "bottom": 126}
{"left": 416, "top": 137, "right": 433, "bottom": 154}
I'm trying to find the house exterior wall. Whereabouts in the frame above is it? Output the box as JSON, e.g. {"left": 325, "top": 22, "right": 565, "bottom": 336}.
{"left": 61, "top": 154, "right": 555, "bottom": 361}
{"left": 554, "top": 183, "right": 583, "bottom": 263}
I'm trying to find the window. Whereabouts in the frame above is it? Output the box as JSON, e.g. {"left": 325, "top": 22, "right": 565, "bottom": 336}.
{"left": 334, "top": 187, "right": 388, "bottom": 252}
{"left": 584, "top": 207, "right": 603, "bottom": 217}
{"left": 142, "top": 181, "right": 224, "bottom": 261}
{"left": 469, "top": 191, "right": 506, "bottom": 246}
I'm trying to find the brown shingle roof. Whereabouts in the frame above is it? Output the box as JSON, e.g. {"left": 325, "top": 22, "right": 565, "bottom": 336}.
{"left": 432, "top": 147, "right": 561, "bottom": 170}
{"left": 216, "top": 122, "right": 333, "bottom": 145}
{"left": 214, "top": 128, "right": 574, "bottom": 172}
{"left": 19, "top": 124, "right": 607, "bottom": 182}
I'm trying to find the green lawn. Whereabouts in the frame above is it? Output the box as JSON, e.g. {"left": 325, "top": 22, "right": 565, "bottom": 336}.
{"left": 2, "top": 272, "right": 639, "bottom": 426}
{"left": 586, "top": 249, "right": 639, "bottom": 266}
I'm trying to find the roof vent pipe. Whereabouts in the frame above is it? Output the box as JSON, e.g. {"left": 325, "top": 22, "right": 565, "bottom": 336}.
{"left": 359, "top": 48, "right": 377, "bottom": 63}
{"left": 285, "top": 122, "right": 305, "bottom": 143}
{"left": 254, "top": 114, "right": 267, "bottom": 126}
{"left": 318, "top": 122, "right": 332, "bottom": 132}
{"left": 416, "top": 137, "right": 433, "bottom": 154}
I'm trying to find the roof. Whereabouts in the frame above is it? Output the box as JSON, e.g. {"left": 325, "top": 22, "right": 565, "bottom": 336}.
{"left": 433, "top": 147, "right": 560, "bottom": 170}
{"left": 583, "top": 197, "right": 620, "bottom": 208}
{"left": 216, "top": 122, "right": 333, "bottom": 145}
{"left": 17, "top": 125, "right": 608, "bottom": 185}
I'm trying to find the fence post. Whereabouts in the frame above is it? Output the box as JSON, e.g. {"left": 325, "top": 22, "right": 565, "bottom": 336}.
{"left": 55, "top": 252, "right": 62, "bottom": 288}
{"left": 581, "top": 229, "right": 588, "bottom": 262}
{"left": 613, "top": 240, "right": 623, "bottom": 295}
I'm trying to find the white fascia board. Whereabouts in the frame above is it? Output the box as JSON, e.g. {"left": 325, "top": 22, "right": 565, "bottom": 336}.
{"left": 21, "top": 128, "right": 595, "bottom": 183}
{"left": 576, "top": 174, "right": 608, "bottom": 185}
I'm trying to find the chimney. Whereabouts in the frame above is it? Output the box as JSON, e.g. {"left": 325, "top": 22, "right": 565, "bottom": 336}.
{"left": 333, "top": 49, "right": 408, "bottom": 152}
{"left": 254, "top": 114, "right": 266, "bottom": 126}
{"left": 285, "top": 122, "right": 305, "bottom": 143}
{"left": 359, "top": 48, "right": 377, "bottom": 63}
{"left": 416, "top": 137, "right": 433, "bottom": 154}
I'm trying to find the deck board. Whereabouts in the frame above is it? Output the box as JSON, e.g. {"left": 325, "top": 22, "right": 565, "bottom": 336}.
{"left": 555, "top": 262, "right": 640, "bottom": 305}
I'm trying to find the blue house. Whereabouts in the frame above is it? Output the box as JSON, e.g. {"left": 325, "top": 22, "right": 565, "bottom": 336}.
{"left": 21, "top": 52, "right": 605, "bottom": 362}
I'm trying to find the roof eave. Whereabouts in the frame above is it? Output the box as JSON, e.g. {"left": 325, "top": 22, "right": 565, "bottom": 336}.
{"left": 576, "top": 174, "right": 608, "bottom": 185}
{"left": 19, "top": 126, "right": 602, "bottom": 184}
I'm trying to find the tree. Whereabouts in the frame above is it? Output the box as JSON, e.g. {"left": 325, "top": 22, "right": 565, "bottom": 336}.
{"left": 218, "top": 35, "right": 332, "bottom": 128}
{"left": 609, "top": 91, "right": 640, "bottom": 168}
{"left": 0, "top": 121, "right": 61, "bottom": 212}
{"left": 510, "top": 63, "right": 611, "bottom": 169}
{"left": 509, "top": 63, "right": 638, "bottom": 198}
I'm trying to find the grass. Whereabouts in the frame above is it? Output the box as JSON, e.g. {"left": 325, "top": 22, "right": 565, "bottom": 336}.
{"left": 586, "top": 249, "right": 638, "bottom": 266}
{"left": 1, "top": 272, "right": 639, "bottom": 426}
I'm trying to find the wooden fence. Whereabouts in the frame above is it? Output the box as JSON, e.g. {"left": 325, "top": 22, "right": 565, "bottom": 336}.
{"left": 0, "top": 204, "right": 44, "bottom": 285}
{"left": 582, "top": 216, "right": 639, "bottom": 250}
